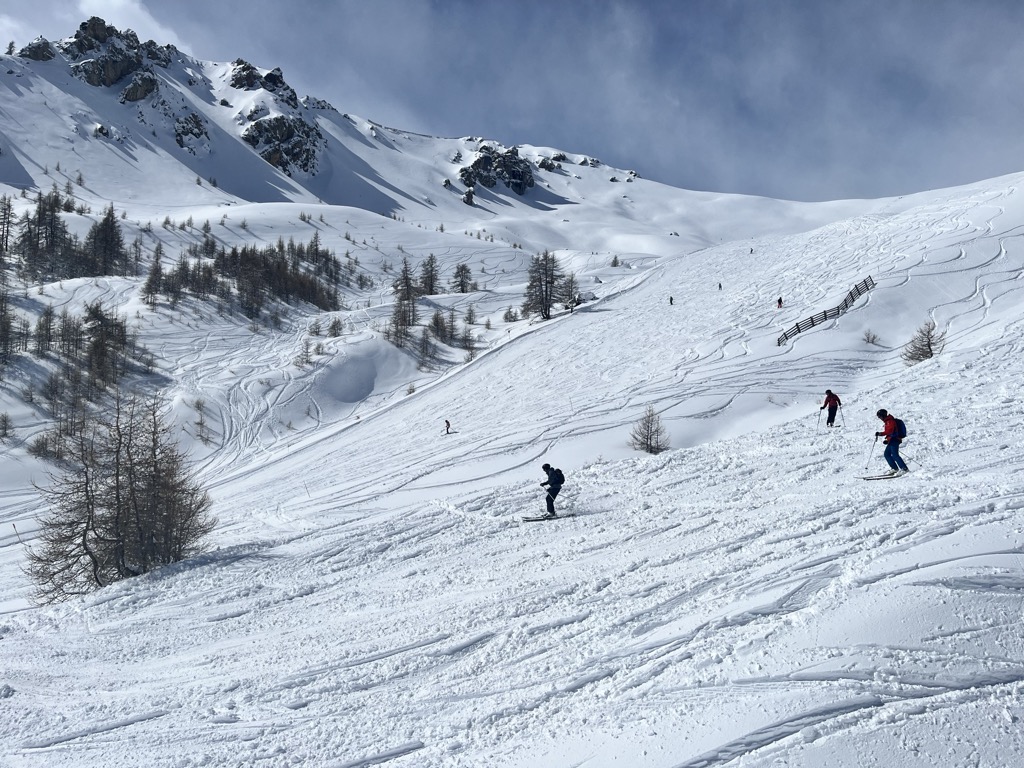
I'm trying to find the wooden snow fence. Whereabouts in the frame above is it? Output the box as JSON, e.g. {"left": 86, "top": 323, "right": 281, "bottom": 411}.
{"left": 776, "top": 276, "right": 876, "bottom": 346}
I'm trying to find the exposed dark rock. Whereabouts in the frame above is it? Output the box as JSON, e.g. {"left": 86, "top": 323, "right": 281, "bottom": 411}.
{"left": 140, "top": 40, "right": 175, "bottom": 68}
{"left": 71, "top": 51, "right": 143, "bottom": 87}
{"left": 120, "top": 69, "right": 159, "bottom": 102}
{"left": 246, "top": 103, "right": 269, "bottom": 122}
{"left": 459, "top": 145, "right": 534, "bottom": 196}
{"left": 175, "top": 112, "right": 209, "bottom": 154}
{"left": 58, "top": 17, "right": 144, "bottom": 86}
{"left": 301, "top": 96, "right": 335, "bottom": 111}
{"left": 59, "top": 17, "right": 140, "bottom": 58}
{"left": 242, "top": 115, "right": 324, "bottom": 175}
{"left": 229, "top": 59, "right": 262, "bottom": 89}
{"left": 18, "top": 38, "right": 55, "bottom": 62}
{"left": 229, "top": 60, "right": 298, "bottom": 108}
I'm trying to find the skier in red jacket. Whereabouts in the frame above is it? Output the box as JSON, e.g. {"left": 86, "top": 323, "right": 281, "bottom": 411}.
{"left": 875, "top": 409, "right": 909, "bottom": 475}
{"left": 820, "top": 390, "right": 841, "bottom": 427}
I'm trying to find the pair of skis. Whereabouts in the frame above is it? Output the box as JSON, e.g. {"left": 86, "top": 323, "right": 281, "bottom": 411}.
{"left": 861, "top": 472, "right": 906, "bottom": 480}
{"left": 522, "top": 513, "right": 573, "bottom": 522}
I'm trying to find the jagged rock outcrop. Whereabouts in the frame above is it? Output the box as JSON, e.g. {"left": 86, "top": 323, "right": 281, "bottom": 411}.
{"left": 140, "top": 40, "right": 174, "bottom": 68}
{"left": 302, "top": 96, "right": 336, "bottom": 111}
{"left": 59, "top": 17, "right": 128, "bottom": 56}
{"left": 60, "top": 18, "right": 143, "bottom": 86}
{"left": 459, "top": 145, "right": 535, "bottom": 195}
{"left": 120, "top": 69, "right": 159, "bottom": 102}
{"left": 242, "top": 116, "right": 324, "bottom": 175}
{"left": 175, "top": 112, "right": 209, "bottom": 154}
{"left": 55, "top": 17, "right": 175, "bottom": 88}
{"left": 229, "top": 60, "right": 298, "bottom": 109}
{"left": 227, "top": 60, "right": 323, "bottom": 173}
{"left": 18, "top": 38, "right": 55, "bottom": 62}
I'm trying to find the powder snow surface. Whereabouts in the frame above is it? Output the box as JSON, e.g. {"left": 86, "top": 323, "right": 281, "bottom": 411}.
{"left": 2, "top": 52, "right": 1024, "bottom": 765}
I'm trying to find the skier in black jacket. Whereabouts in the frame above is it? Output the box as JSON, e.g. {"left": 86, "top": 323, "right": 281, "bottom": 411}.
{"left": 540, "top": 463, "right": 563, "bottom": 518}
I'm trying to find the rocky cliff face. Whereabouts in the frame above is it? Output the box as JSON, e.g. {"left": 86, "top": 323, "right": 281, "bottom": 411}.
{"left": 54, "top": 17, "right": 176, "bottom": 88}
{"left": 459, "top": 144, "right": 535, "bottom": 195}
{"left": 241, "top": 116, "right": 324, "bottom": 175}
{"left": 229, "top": 60, "right": 299, "bottom": 109}
{"left": 17, "top": 38, "right": 56, "bottom": 62}
{"left": 120, "top": 70, "right": 160, "bottom": 103}
{"left": 228, "top": 58, "right": 325, "bottom": 175}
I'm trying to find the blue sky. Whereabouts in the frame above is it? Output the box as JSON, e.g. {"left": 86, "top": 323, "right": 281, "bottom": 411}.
{"left": 4, "top": 0, "right": 1023, "bottom": 201}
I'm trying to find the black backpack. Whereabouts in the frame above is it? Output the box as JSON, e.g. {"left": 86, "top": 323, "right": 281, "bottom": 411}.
{"left": 895, "top": 418, "right": 908, "bottom": 440}
{"left": 554, "top": 468, "right": 565, "bottom": 485}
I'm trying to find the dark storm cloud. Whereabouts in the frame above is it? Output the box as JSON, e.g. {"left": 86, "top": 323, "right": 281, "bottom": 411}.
{"left": 5, "top": 0, "right": 1024, "bottom": 201}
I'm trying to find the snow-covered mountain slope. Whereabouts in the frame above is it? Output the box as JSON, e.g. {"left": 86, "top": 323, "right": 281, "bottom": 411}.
{"left": 3, "top": 16, "right": 1024, "bottom": 768}
{"left": 1, "top": 17, "right": 899, "bottom": 259}
{"left": 2, "top": 161, "right": 1023, "bottom": 766}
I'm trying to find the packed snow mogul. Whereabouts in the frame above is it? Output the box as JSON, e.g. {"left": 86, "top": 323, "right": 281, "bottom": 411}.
{"left": 540, "top": 463, "right": 565, "bottom": 518}
{"left": 821, "top": 389, "right": 842, "bottom": 427}
{"left": 875, "top": 409, "right": 909, "bottom": 475}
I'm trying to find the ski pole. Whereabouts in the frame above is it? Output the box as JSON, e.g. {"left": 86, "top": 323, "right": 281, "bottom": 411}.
{"left": 864, "top": 435, "right": 878, "bottom": 470}
{"left": 839, "top": 405, "right": 846, "bottom": 427}
{"left": 816, "top": 409, "right": 822, "bottom": 429}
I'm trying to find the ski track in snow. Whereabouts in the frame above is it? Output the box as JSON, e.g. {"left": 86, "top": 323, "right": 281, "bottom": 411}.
{"left": 3, "top": 162, "right": 1024, "bottom": 765}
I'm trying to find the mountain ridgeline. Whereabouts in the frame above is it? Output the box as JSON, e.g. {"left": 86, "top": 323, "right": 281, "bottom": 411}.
{"left": 5, "top": 17, "right": 589, "bottom": 213}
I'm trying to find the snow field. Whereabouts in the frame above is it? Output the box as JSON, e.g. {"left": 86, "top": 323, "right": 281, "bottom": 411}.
{"left": 3, "top": 77, "right": 1024, "bottom": 764}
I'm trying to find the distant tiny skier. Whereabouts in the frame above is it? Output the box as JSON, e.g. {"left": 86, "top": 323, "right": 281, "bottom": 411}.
{"left": 718, "top": 282, "right": 722, "bottom": 290}
{"left": 540, "top": 463, "right": 564, "bottom": 518}
{"left": 875, "top": 409, "right": 909, "bottom": 475}
{"left": 820, "top": 390, "right": 842, "bottom": 427}
{"left": 669, "top": 296, "right": 674, "bottom": 305}
{"left": 777, "top": 297, "right": 783, "bottom": 309}
{"left": 444, "top": 419, "right": 451, "bottom": 434}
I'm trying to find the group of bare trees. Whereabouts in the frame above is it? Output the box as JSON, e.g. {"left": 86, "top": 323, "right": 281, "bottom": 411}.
{"left": 28, "top": 393, "right": 215, "bottom": 603}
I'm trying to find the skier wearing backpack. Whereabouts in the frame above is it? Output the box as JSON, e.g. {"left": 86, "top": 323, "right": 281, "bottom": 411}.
{"left": 820, "top": 390, "right": 842, "bottom": 427}
{"left": 875, "top": 409, "right": 909, "bottom": 475}
{"left": 540, "top": 463, "right": 564, "bottom": 518}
